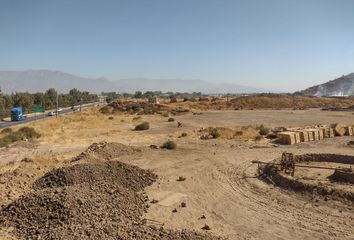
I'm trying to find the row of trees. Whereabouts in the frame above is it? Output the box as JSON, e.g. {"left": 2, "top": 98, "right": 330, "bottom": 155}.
{"left": 102, "top": 91, "right": 203, "bottom": 103}
{"left": 0, "top": 88, "right": 98, "bottom": 118}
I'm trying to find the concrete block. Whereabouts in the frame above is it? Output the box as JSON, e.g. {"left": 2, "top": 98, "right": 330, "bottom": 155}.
{"left": 277, "top": 132, "right": 296, "bottom": 145}
{"left": 297, "top": 130, "right": 309, "bottom": 142}
{"left": 345, "top": 126, "right": 353, "bottom": 136}
{"left": 294, "top": 132, "right": 301, "bottom": 144}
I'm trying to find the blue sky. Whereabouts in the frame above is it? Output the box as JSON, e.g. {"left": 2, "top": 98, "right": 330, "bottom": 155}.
{"left": 1, "top": 0, "right": 354, "bottom": 92}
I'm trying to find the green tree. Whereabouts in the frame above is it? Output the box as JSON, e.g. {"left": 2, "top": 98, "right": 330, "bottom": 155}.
{"left": 134, "top": 91, "right": 143, "bottom": 98}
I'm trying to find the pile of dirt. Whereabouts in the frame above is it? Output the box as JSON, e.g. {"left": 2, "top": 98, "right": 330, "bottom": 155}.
{"left": 72, "top": 141, "right": 141, "bottom": 162}
{"left": 0, "top": 158, "right": 48, "bottom": 206}
{"left": 100, "top": 101, "right": 171, "bottom": 115}
{"left": 1, "top": 161, "right": 223, "bottom": 240}
{"left": 33, "top": 161, "right": 157, "bottom": 191}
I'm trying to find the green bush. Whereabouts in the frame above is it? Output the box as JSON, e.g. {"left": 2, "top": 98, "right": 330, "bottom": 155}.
{"left": 134, "top": 122, "right": 150, "bottom": 131}
{"left": 258, "top": 125, "right": 269, "bottom": 136}
{"left": 161, "top": 140, "right": 177, "bottom": 150}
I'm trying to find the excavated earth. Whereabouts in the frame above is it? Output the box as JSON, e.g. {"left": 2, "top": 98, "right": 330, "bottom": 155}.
{"left": 259, "top": 153, "right": 354, "bottom": 204}
{"left": 72, "top": 141, "right": 142, "bottom": 162}
{"left": 0, "top": 161, "right": 223, "bottom": 240}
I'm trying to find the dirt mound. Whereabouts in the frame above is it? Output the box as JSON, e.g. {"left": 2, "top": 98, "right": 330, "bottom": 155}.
{"left": 1, "top": 161, "right": 223, "bottom": 240}
{"left": 0, "top": 158, "right": 48, "bottom": 207}
{"left": 259, "top": 153, "right": 354, "bottom": 204}
{"left": 33, "top": 161, "right": 157, "bottom": 191}
{"left": 72, "top": 141, "right": 141, "bottom": 161}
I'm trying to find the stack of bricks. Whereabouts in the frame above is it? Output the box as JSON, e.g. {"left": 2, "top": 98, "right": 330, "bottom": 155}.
{"left": 277, "top": 124, "right": 350, "bottom": 145}
{"left": 345, "top": 126, "right": 353, "bottom": 136}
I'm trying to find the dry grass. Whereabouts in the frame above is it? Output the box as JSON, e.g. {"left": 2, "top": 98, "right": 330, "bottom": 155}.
{"left": 196, "top": 126, "right": 261, "bottom": 141}
{"left": 170, "top": 95, "right": 354, "bottom": 110}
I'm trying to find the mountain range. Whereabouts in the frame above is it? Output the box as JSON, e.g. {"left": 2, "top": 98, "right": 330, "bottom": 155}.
{"left": 2, "top": 70, "right": 353, "bottom": 96}
{"left": 301, "top": 73, "right": 354, "bottom": 96}
{"left": 0, "top": 70, "right": 264, "bottom": 94}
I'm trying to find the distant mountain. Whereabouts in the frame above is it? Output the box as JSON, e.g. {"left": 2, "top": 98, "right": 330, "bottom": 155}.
{"left": 0, "top": 70, "right": 115, "bottom": 93}
{"left": 301, "top": 73, "right": 354, "bottom": 96}
{"left": 0, "top": 70, "right": 264, "bottom": 94}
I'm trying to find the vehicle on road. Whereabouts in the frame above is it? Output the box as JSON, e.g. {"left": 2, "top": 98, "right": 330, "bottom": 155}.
{"left": 57, "top": 107, "right": 62, "bottom": 112}
{"left": 11, "top": 107, "right": 25, "bottom": 121}
{"left": 48, "top": 111, "right": 55, "bottom": 116}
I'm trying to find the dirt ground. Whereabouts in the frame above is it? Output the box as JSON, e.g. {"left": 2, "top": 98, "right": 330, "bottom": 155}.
{"left": 0, "top": 107, "right": 353, "bottom": 239}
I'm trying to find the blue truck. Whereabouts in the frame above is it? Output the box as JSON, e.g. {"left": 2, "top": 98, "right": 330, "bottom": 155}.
{"left": 11, "top": 107, "right": 26, "bottom": 121}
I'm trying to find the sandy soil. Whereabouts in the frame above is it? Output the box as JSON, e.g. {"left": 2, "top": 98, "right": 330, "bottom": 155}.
{"left": 0, "top": 107, "right": 353, "bottom": 239}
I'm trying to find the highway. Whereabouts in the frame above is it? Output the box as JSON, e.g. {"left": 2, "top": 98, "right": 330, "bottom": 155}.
{"left": 0, "top": 102, "right": 100, "bottom": 129}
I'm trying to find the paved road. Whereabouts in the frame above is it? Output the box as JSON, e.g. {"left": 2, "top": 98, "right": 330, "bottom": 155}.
{"left": 0, "top": 102, "right": 100, "bottom": 129}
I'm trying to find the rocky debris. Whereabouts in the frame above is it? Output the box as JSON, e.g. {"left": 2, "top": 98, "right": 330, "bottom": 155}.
{"left": 33, "top": 161, "right": 157, "bottom": 191}
{"left": 150, "top": 144, "right": 158, "bottom": 149}
{"left": 202, "top": 224, "right": 211, "bottom": 230}
{"left": 1, "top": 161, "right": 224, "bottom": 240}
{"left": 177, "top": 176, "right": 186, "bottom": 181}
{"left": 72, "top": 141, "right": 141, "bottom": 162}
{"left": 0, "top": 159, "right": 48, "bottom": 207}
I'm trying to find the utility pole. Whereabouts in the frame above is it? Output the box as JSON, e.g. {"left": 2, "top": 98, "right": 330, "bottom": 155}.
{"left": 56, "top": 93, "right": 59, "bottom": 118}
{"left": 80, "top": 97, "right": 82, "bottom": 112}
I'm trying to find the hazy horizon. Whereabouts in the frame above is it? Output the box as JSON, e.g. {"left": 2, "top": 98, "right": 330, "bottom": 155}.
{"left": 1, "top": 0, "right": 354, "bottom": 92}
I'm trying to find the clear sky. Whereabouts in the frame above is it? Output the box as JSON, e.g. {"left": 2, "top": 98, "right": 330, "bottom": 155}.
{"left": 1, "top": 0, "right": 354, "bottom": 92}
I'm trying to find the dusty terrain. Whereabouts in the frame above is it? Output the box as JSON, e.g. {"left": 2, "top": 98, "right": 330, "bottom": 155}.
{"left": 0, "top": 105, "right": 353, "bottom": 239}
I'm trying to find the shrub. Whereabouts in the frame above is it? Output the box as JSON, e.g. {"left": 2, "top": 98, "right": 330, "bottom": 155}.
{"left": 0, "top": 127, "right": 40, "bottom": 148}
{"left": 210, "top": 128, "right": 220, "bottom": 139}
{"left": 134, "top": 122, "right": 150, "bottom": 131}
{"left": 1, "top": 128, "right": 12, "bottom": 134}
{"left": 258, "top": 125, "right": 269, "bottom": 136}
{"left": 254, "top": 135, "right": 263, "bottom": 141}
{"left": 161, "top": 140, "right": 177, "bottom": 150}
{"left": 99, "top": 106, "right": 112, "bottom": 114}
{"left": 234, "top": 131, "right": 243, "bottom": 136}
{"left": 180, "top": 132, "right": 187, "bottom": 137}
{"left": 17, "top": 127, "right": 41, "bottom": 139}
{"left": 168, "top": 117, "right": 175, "bottom": 122}
{"left": 108, "top": 116, "right": 114, "bottom": 120}
{"left": 272, "top": 127, "right": 286, "bottom": 133}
